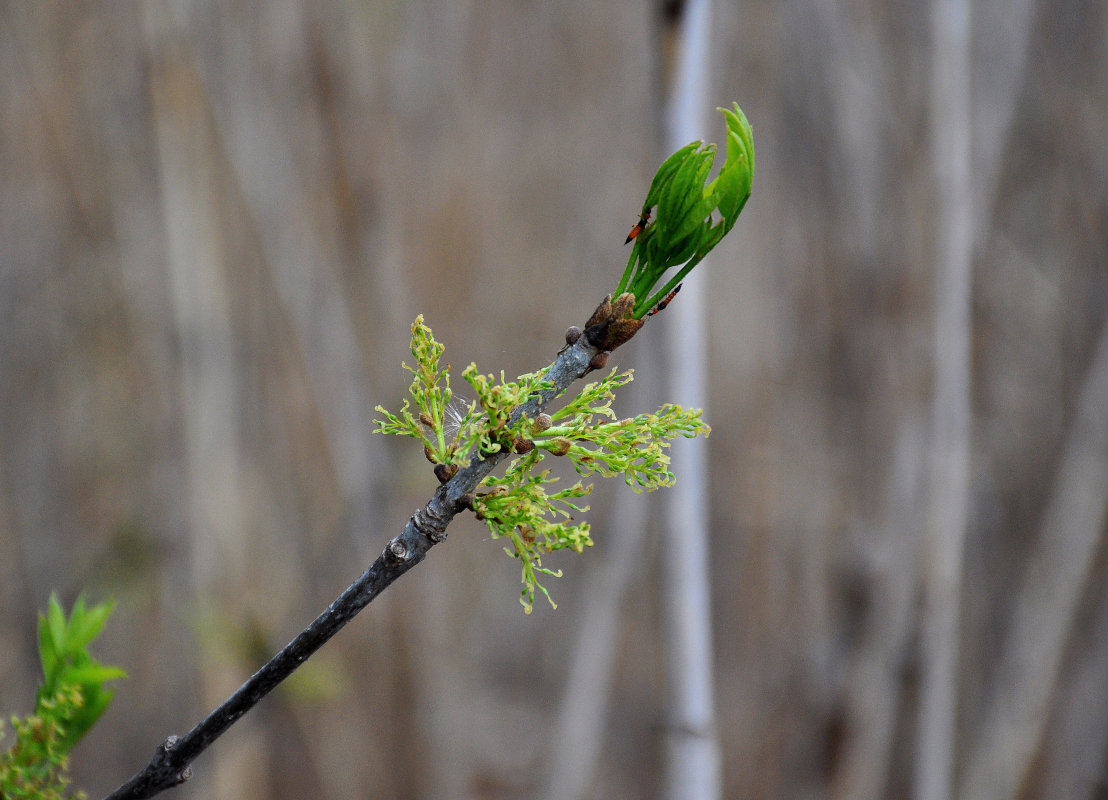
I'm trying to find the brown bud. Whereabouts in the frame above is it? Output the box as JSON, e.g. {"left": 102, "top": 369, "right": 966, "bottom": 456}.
{"left": 611, "top": 292, "right": 636, "bottom": 319}
{"left": 588, "top": 350, "right": 611, "bottom": 371}
{"left": 584, "top": 294, "right": 613, "bottom": 330}
{"left": 513, "top": 436, "right": 535, "bottom": 454}
{"left": 434, "top": 463, "right": 458, "bottom": 483}
{"left": 419, "top": 412, "right": 434, "bottom": 428}
{"left": 583, "top": 292, "right": 645, "bottom": 350}
{"left": 549, "top": 437, "right": 572, "bottom": 456}
{"left": 602, "top": 317, "right": 645, "bottom": 349}
{"left": 518, "top": 524, "right": 536, "bottom": 543}
{"left": 565, "top": 326, "right": 582, "bottom": 345}
{"left": 423, "top": 444, "right": 437, "bottom": 463}
{"left": 532, "top": 413, "right": 553, "bottom": 432}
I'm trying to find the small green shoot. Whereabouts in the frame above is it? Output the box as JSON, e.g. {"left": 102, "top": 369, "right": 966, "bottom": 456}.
{"left": 1, "top": 593, "right": 125, "bottom": 799}
{"left": 615, "top": 102, "right": 754, "bottom": 316}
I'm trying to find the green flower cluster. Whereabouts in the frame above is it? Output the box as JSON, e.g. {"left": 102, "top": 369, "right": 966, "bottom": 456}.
{"left": 473, "top": 462, "right": 593, "bottom": 613}
{"left": 1, "top": 687, "right": 86, "bottom": 800}
{"left": 527, "top": 369, "right": 708, "bottom": 490}
{"left": 375, "top": 320, "right": 710, "bottom": 613}
{"left": 615, "top": 102, "right": 754, "bottom": 317}
{"left": 474, "top": 368, "right": 709, "bottom": 612}
{"left": 374, "top": 316, "right": 552, "bottom": 469}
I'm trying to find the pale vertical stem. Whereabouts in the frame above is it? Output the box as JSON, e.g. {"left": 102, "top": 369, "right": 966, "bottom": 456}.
{"left": 660, "top": 0, "right": 722, "bottom": 799}
{"left": 970, "top": 0, "right": 1035, "bottom": 228}
{"left": 916, "top": 1, "right": 973, "bottom": 799}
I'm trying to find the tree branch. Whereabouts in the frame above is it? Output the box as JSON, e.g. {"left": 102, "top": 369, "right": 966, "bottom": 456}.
{"left": 100, "top": 324, "right": 604, "bottom": 800}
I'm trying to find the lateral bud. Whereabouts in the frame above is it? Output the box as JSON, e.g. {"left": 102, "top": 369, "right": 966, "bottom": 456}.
{"left": 386, "top": 538, "right": 409, "bottom": 562}
{"left": 588, "top": 350, "right": 611, "bottom": 371}
{"left": 434, "top": 463, "right": 458, "bottom": 483}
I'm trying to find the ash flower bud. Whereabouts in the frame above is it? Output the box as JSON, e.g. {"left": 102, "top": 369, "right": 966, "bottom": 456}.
{"left": 589, "top": 350, "right": 611, "bottom": 371}
{"left": 565, "top": 326, "right": 582, "bottom": 345}
{"left": 549, "top": 437, "right": 572, "bottom": 456}
{"left": 434, "top": 463, "right": 458, "bottom": 483}
{"left": 532, "top": 413, "right": 553, "bottom": 433}
{"left": 419, "top": 412, "right": 434, "bottom": 428}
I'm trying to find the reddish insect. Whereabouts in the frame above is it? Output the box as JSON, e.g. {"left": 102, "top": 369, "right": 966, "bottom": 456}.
{"left": 647, "top": 283, "right": 682, "bottom": 316}
{"left": 625, "top": 207, "right": 652, "bottom": 244}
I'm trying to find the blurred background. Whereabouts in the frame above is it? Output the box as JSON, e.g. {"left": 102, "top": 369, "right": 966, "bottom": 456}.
{"left": 1, "top": 1, "right": 1106, "bottom": 799}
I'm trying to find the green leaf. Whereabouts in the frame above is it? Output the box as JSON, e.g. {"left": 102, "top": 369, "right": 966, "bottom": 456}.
{"left": 37, "top": 619, "right": 59, "bottom": 690}
{"left": 65, "top": 596, "right": 115, "bottom": 652}
{"left": 46, "top": 594, "right": 67, "bottom": 662}
{"left": 62, "top": 663, "right": 128, "bottom": 685}
{"left": 25, "top": 593, "right": 126, "bottom": 756}
{"left": 613, "top": 102, "right": 755, "bottom": 316}
{"left": 643, "top": 141, "right": 701, "bottom": 209}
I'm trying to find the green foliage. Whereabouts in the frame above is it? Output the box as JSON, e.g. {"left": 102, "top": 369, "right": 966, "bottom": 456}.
{"left": 529, "top": 369, "right": 709, "bottom": 491}
{"left": 35, "top": 593, "right": 126, "bottom": 752}
{"left": 373, "top": 316, "right": 458, "bottom": 465}
{"left": 456, "top": 365, "right": 552, "bottom": 461}
{"left": 375, "top": 322, "right": 711, "bottom": 613}
{"left": 475, "top": 456, "right": 593, "bottom": 613}
{"left": 1, "top": 687, "right": 87, "bottom": 800}
{"left": 1, "top": 593, "right": 125, "bottom": 799}
{"left": 373, "top": 315, "right": 553, "bottom": 467}
{"left": 615, "top": 102, "right": 755, "bottom": 317}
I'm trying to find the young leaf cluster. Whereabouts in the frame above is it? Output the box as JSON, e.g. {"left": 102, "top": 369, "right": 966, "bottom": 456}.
{"left": 1, "top": 593, "right": 125, "bottom": 799}
{"left": 615, "top": 102, "right": 755, "bottom": 317}
{"left": 35, "top": 594, "right": 126, "bottom": 753}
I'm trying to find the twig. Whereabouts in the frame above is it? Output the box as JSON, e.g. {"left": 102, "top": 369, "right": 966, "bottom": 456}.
{"left": 100, "top": 326, "right": 602, "bottom": 800}
{"left": 916, "top": 1, "right": 974, "bottom": 799}
{"left": 660, "top": 2, "right": 722, "bottom": 798}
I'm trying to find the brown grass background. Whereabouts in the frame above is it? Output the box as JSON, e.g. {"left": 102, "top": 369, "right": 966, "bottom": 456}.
{"left": 1, "top": 2, "right": 1106, "bottom": 798}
